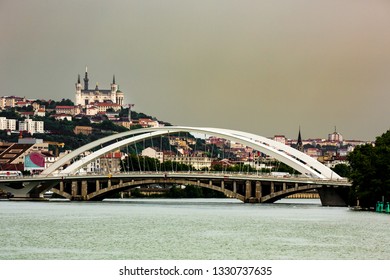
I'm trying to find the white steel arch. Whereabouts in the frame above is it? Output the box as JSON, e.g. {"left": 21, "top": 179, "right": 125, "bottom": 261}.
{"left": 40, "top": 126, "right": 341, "bottom": 179}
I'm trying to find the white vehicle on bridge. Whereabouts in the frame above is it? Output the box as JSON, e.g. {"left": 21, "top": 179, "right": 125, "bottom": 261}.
{"left": 0, "top": 170, "right": 23, "bottom": 178}
{"left": 270, "top": 171, "right": 290, "bottom": 177}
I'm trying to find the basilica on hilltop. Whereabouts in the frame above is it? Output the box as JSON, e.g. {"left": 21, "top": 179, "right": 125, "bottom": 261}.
{"left": 75, "top": 67, "right": 124, "bottom": 107}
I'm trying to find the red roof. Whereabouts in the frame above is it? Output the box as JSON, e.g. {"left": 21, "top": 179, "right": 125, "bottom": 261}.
{"left": 52, "top": 113, "right": 72, "bottom": 117}
{"left": 96, "top": 103, "right": 120, "bottom": 107}
{"left": 56, "top": 106, "right": 75, "bottom": 109}
{"left": 102, "top": 152, "right": 121, "bottom": 158}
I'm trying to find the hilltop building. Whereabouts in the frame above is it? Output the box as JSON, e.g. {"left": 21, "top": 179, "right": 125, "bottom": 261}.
{"left": 75, "top": 67, "right": 124, "bottom": 107}
{"left": 328, "top": 127, "right": 343, "bottom": 143}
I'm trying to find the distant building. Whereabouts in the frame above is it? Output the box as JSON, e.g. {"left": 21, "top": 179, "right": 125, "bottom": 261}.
{"left": 0, "top": 139, "right": 49, "bottom": 170}
{"left": 86, "top": 105, "right": 99, "bottom": 116}
{"left": 75, "top": 67, "right": 124, "bottom": 107}
{"left": 0, "top": 96, "right": 26, "bottom": 109}
{"left": 34, "top": 108, "right": 46, "bottom": 117}
{"left": 136, "top": 118, "right": 162, "bottom": 128}
{"left": 328, "top": 127, "right": 343, "bottom": 142}
{"left": 95, "top": 102, "right": 121, "bottom": 113}
{"left": 52, "top": 114, "right": 72, "bottom": 121}
{"left": 19, "top": 111, "right": 34, "bottom": 119}
{"left": 99, "top": 152, "right": 122, "bottom": 173}
{"left": 0, "top": 117, "right": 17, "bottom": 131}
{"left": 74, "top": 126, "right": 93, "bottom": 135}
{"left": 141, "top": 147, "right": 164, "bottom": 163}
{"left": 19, "top": 119, "right": 44, "bottom": 134}
{"left": 305, "top": 148, "right": 322, "bottom": 158}
{"left": 55, "top": 105, "right": 81, "bottom": 116}
{"left": 164, "top": 153, "right": 212, "bottom": 170}
{"left": 274, "top": 135, "right": 287, "bottom": 145}
{"left": 113, "top": 120, "right": 131, "bottom": 129}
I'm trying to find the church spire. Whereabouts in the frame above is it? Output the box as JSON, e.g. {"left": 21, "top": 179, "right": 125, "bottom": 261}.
{"left": 296, "top": 126, "right": 303, "bottom": 152}
{"left": 77, "top": 74, "right": 80, "bottom": 84}
{"left": 113, "top": 75, "right": 116, "bottom": 84}
{"left": 84, "top": 66, "right": 89, "bottom": 90}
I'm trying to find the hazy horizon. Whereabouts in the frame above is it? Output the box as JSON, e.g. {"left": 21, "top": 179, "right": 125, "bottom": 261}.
{"left": 1, "top": 0, "right": 389, "bottom": 141}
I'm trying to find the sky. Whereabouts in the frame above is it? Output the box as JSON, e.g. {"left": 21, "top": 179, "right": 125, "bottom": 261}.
{"left": 1, "top": 0, "right": 390, "bottom": 141}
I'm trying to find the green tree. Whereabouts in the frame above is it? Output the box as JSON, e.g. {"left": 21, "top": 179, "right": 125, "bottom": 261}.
{"left": 0, "top": 108, "right": 21, "bottom": 120}
{"left": 93, "top": 120, "right": 127, "bottom": 133}
{"left": 75, "top": 116, "right": 91, "bottom": 126}
{"left": 332, "top": 163, "right": 351, "bottom": 178}
{"left": 120, "top": 154, "right": 161, "bottom": 172}
{"left": 57, "top": 99, "right": 74, "bottom": 106}
{"left": 348, "top": 130, "right": 390, "bottom": 207}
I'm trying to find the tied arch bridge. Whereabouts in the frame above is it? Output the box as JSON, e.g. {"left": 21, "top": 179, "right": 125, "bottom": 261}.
{"left": 0, "top": 126, "right": 351, "bottom": 206}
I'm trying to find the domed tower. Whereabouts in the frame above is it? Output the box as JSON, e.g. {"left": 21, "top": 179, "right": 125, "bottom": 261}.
{"left": 116, "top": 86, "right": 124, "bottom": 106}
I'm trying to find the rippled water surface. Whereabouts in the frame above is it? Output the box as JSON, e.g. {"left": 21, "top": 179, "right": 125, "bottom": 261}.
{"left": 0, "top": 199, "right": 389, "bottom": 260}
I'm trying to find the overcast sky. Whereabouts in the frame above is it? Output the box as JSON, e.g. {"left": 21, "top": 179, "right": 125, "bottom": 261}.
{"left": 1, "top": 0, "right": 389, "bottom": 140}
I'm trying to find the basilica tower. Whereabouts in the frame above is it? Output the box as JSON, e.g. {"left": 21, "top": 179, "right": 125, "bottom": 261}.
{"left": 83, "top": 67, "right": 89, "bottom": 90}
{"left": 75, "top": 74, "right": 82, "bottom": 105}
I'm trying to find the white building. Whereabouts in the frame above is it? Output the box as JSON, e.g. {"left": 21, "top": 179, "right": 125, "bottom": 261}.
{"left": 53, "top": 114, "right": 72, "bottom": 121}
{"left": 141, "top": 147, "right": 164, "bottom": 163}
{"left": 19, "top": 119, "right": 44, "bottom": 134}
{"left": 86, "top": 105, "right": 99, "bottom": 116}
{"left": 164, "top": 154, "right": 212, "bottom": 170}
{"left": 0, "top": 117, "right": 17, "bottom": 131}
{"left": 79, "top": 151, "right": 122, "bottom": 174}
{"left": 34, "top": 108, "right": 46, "bottom": 117}
{"left": 273, "top": 135, "right": 287, "bottom": 145}
{"left": 137, "top": 118, "right": 162, "bottom": 128}
{"left": 0, "top": 96, "right": 25, "bottom": 109}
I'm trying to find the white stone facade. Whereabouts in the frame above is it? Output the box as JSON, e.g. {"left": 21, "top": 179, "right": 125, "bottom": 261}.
{"left": 75, "top": 68, "right": 124, "bottom": 107}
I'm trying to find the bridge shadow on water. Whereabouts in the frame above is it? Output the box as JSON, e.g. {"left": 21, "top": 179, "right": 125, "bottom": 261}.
{"left": 99, "top": 197, "right": 323, "bottom": 208}
{"left": 102, "top": 198, "right": 244, "bottom": 206}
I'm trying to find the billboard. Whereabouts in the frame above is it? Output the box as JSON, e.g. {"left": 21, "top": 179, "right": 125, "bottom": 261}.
{"left": 24, "top": 152, "right": 45, "bottom": 171}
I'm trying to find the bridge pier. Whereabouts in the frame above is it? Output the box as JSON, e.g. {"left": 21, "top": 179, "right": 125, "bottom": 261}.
{"left": 245, "top": 181, "right": 251, "bottom": 201}
{"left": 318, "top": 186, "right": 348, "bottom": 207}
{"left": 81, "top": 181, "right": 88, "bottom": 199}
{"left": 71, "top": 181, "right": 78, "bottom": 198}
{"left": 96, "top": 180, "right": 100, "bottom": 192}
{"left": 256, "top": 181, "right": 262, "bottom": 201}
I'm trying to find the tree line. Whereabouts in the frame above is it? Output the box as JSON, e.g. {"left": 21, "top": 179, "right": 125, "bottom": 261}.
{"left": 346, "top": 130, "right": 390, "bottom": 208}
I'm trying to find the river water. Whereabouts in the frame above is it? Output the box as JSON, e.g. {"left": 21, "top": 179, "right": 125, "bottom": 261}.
{"left": 0, "top": 198, "right": 389, "bottom": 260}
